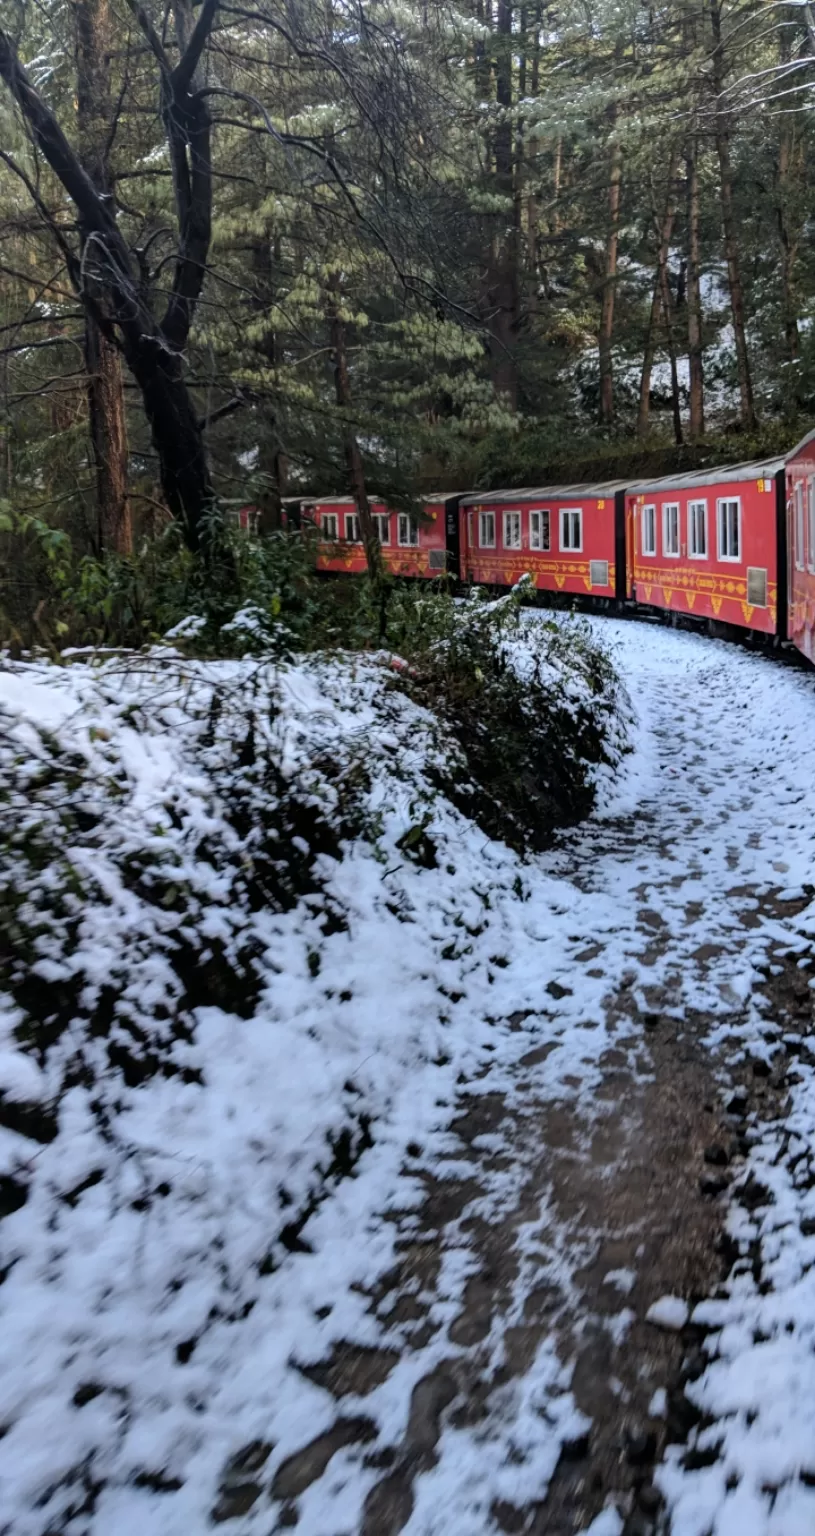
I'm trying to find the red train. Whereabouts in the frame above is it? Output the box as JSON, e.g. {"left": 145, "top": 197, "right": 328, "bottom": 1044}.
{"left": 299, "top": 494, "right": 456, "bottom": 579}
{"left": 285, "top": 426, "right": 815, "bottom": 667}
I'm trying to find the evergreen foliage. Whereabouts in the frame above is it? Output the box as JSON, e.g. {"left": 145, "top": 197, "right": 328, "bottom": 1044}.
{"left": 0, "top": 0, "right": 812, "bottom": 556}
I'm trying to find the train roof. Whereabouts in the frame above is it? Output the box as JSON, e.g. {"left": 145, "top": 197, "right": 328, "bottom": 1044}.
{"left": 632, "top": 457, "right": 786, "bottom": 495}
{"left": 294, "top": 492, "right": 459, "bottom": 507}
{"left": 459, "top": 479, "right": 633, "bottom": 506}
{"left": 459, "top": 451, "right": 801, "bottom": 505}
{"left": 787, "top": 424, "right": 815, "bottom": 461}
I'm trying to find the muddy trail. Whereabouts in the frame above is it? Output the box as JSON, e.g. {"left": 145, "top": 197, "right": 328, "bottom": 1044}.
{"left": 246, "top": 918, "right": 806, "bottom": 1536}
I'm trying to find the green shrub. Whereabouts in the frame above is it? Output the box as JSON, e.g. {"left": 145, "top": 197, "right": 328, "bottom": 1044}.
{"left": 0, "top": 506, "right": 327, "bottom": 653}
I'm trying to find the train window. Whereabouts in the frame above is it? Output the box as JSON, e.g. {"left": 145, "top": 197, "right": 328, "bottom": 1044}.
{"left": 662, "top": 503, "right": 680, "bottom": 557}
{"left": 641, "top": 504, "right": 656, "bottom": 556}
{"left": 529, "top": 509, "right": 551, "bottom": 550}
{"left": 717, "top": 498, "right": 741, "bottom": 561}
{"left": 345, "top": 513, "right": 361, "bottom": 542}
{"left": 809, "top": 480, "right": 815, "bottom": 572}
{"left": 321, "top": 512, "right": 339, "bottom": 540}
{"left": 560, "top": 507, "right": 582, "bottom": 551}
{"left": 479, "top": 511, "right": 496, "bottom": 548}
{"left": 688, "top": 500, "right": 707, "bottom": 558}
{"left": 372, "top": 513, "right": 390, "bottom": 544}
{"left": 503, "top": 511, "right": 521, "bottom": 549}
{"left": 398, "top": 514, "right": 419, "bottom": 546}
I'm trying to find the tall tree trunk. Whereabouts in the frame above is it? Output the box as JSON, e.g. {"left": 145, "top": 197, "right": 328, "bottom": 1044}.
{"left": 552, "top": 135, "right": 561, "bottom": 234}
{"left": 777, "top": 125, "right": 800, "bottom": 371}
{"left": 487, "top": 0, "right": 519, "bottom": 408}
{"left": 128, "top": 349, "right": 215, "bottom": 542}
{"left": 686, "top": 139, "right": 705, "bottom": 442}
{"left": 657, "top": 243, "right": 683, "bottom": 447}
{"left": 474, "top": 0, "right": 492, "bottom": 103}
{"left": 709, "top": 0, "right": 756, "bottom": 430}
{"left": 325, "top": 273, "right": 379, "bottom": 581}
{"left": 250, "top": 232, "right": 286, "bottom": 531}
{"left": 75, "top": 0, "right": 131, "bottom": 554}
{"left": 776, "top": 19, "right": 799, "bottom": 383}
{"left": 637, "top": 147, "right": 680, "bottom": 440}
{"left": 598, "top": 134, "right": 623, "bottom": 426}
{"left": 517, "top": 5, "right": 528, "bottom": 293}
{"left": 525, "top": 6, "right": 541, "bottom": 289}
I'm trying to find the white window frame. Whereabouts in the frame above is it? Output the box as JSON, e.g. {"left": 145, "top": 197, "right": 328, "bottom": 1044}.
{"left": 529, "top": 508, "right": 551, "bottom": 551}
{"left": 688, "top": 499, "right": 708, "bottom": 560}
{"left": 479, "top": 510, "right": 496, "bottom": 549}
{"left": 717, "top": 497, "right": 742, "bottom": 563}
{"left": 641, "top": 503, "right": 656, "bottom": 557}
{"left": 372, "top": 513, "right": 390, "bottom": 545}
{"left": 503, "top": 510, "right": 521, "bottom": 550}
{"left": 559, "top": 506, "right": 582, "bottom": 552}
{"left": 795, "top": 482, "right": 805, "bottom": 571}
{"left": 321, "top": 512, "right": 339, "bottom": 540}
{"left": 397, "top": 513, "right": 419, "bottom": 547}
{"left": 808, "top": 479, "right": 815, "bottom": 574}
{"left": 345, "top": 512, "right": 361, "bottom": 543}
{"left": 662, "top": 502, "right": 680, "bottom": 558}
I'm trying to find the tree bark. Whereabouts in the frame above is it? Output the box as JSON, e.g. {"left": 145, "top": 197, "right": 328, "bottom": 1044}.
{"left": 776, "top": 19, "right": 800, "bottom": 381}
{"left": 474, "top": 0, "right": 492, "bottom": 104}
{"left": 686, "top": 139, "right": 705, "bottom": 442}
{"left": 250, "top": 233, "right": 286, "bottom": 532}
{"left": 777, "top": 124, "right": 800, "bottom": 371}
{"left": 75, "top": 0, "right": 132, "bottom": 555}
{"left": 552, "top": 135, "right": 561, "bottom": 234}
{"left": 709, "top": 0, "right": 756, "bottom": 430}
{"left": 487, "top": 0, "right": 519, "bottom": 408}
{"left": 657, "top": 243, "right": 683, "bottom": 447}
{"left": 525, "top": 6, "right": 541, "bottom": 290}
{"left": 326, "top": 272, "right": 379, "bottom": 581}
{"left": 598, "top": 135, "right": 622, "bottom": 426}
{"left": 637, "top": 147, "right": 680, "bottom": 440}
{"left": 129, "top": 348, "right": 215, "bottom": 537}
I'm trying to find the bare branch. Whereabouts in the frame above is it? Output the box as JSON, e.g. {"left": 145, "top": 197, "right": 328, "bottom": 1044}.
{"left": 172, "top": 0, "right": 220, "bottom": 93}
{"left": 121, "top": 0, "right": 171, "bottom": 75}
{"left": 197, "top": 392, "right": 246, "bottom": 429}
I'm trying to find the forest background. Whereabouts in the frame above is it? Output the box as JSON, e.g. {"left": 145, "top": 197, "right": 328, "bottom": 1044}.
{"left": 0, "top": 0, "right": 812, "bottom": 602}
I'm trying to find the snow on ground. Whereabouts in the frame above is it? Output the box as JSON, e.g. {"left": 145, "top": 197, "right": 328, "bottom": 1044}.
{"left": 550, "top": 619, "right": 815, "bottom": 1536}
{"left": 0, "top": 628, "right": 632, "bottom": 1535}
{"left": 2, "top": 618, "right": 815, "bottom": 1534}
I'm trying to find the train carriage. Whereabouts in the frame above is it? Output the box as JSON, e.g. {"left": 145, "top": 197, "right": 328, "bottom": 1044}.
{"left": 625, "top": 460, "right": 786, "bottom": 637}
{"left": 302, "top": 494, "right": 459, "bottom": 579}
{"left": 784, "top": 429, "right": 815, "bottom": 663}
{"left": 279, "top": 432, "right": 815, "bottom": 669}
{"left": 458, "top": 481, "right": 629, "bottom": 601}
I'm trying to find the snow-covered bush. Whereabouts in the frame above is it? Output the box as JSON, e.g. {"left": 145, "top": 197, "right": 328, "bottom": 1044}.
{"left": 0, "top": 628, "right": 635, "bottom": 1530}
{"left": 384, "top": 579, "right": 630, "bottom": 851}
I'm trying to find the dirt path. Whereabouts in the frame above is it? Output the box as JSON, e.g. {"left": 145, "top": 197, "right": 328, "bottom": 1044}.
{"left": 213, "top": 626, "right": 815, "bottom": 1536}
{"left": 257, "top": 820, "right": 734, "bottom": 1531}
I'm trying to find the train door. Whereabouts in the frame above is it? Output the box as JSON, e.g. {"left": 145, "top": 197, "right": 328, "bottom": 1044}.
{"left": 444, "top": 496, "right": 461, "bottom": 577}
{"left": 461, "top": 505, "right": 475, "bottom": 582}
{"left": 614, "top": 489, "right": 628, "bottom": 601}
{"left": 624, "top": 494, "right": 637, "bottom": 598}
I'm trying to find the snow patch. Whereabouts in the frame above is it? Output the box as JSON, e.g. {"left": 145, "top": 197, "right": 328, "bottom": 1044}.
{"left": 646, "top": 1295, "right": 689, "bottom": 1331}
